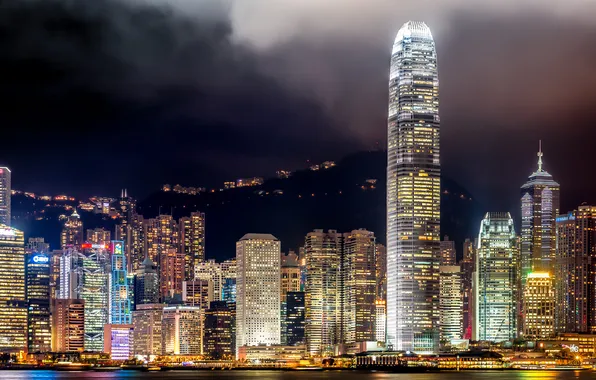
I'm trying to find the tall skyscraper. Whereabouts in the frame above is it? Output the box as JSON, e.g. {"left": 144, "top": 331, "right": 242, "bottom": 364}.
{"left": 203, "top": 301, "right": 233, "bottom": 359}
{"left": 160, "top": 248, "right": 184, "bottom": 300}
{"left": 132, "top": 303, "right": 163, "bottom": 356}
{"left": 474, "top": 212, "right": 519, "bottom": 342}
{"left": 0, "top": 167, "right": 11, "bottom": 226}
{"left": 110, "top": 241, "right": 132, "bottom": 324}
{"left": 387, "top": 21, "right": 440, "bottom": 353}
{"left": 522, "top": 272, "right": 554, "bottom": 339}
{"left": 439, "top": 266, "right": 463, "bottom": 342}
{"left": 61, "top": 210, "right": 83, "bottom": 249}
{"left": 286, "top": 291, "right": 306, "bottom": 346}
{"left": 520, "top": 143, "right": 560, "bottom": 283}
{"left": 460, "top": 239, "right": 475, "bottom": 340}
{"left": 304, "top": 229, "right": 342, "bottom": 356}
{"left": 0, "top": 226, "right": 27, "bottom": 353}
{"left": 555, "top": 206, "right": 596, "bottom": 333}
{"left": 375, "top": 243, "right": 387, "bottom": 302}
{"left": 281, "top": 251, "right": 301, "bottom": 344}
{"left": 51, "top": 298, "right": 85, "bottom": 352}
{"left": 179, "top": 212, "right": 206, "bottom": 280}
{"left": 133, "top": 257, "right": 160, "bottom": 306}
{"left": 235, "top": 234, "right": 281, "bottom": 356}
{"left": 26, "top": 252, "right": 51, "bottom": 353}
{"left": 342, "top": 229, "right": 377, "bottom": 344}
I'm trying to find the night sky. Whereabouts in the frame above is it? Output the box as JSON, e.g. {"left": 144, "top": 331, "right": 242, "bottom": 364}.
{"left": 1, "top": 0, "right": 595, "bottom": 216}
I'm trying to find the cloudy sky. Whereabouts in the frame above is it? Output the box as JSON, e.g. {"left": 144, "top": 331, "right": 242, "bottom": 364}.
{"left": 1, "top": 0, "right": 595, "bottom": 213}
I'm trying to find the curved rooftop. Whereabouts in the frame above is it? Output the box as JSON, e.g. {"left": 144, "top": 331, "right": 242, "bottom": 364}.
{"left": 395, "top": 21, "right": 433, "bottom": 43}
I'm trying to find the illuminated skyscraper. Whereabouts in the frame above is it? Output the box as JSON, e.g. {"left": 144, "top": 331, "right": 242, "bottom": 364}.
{"left": 285, "top": 291, "right": 305, "bottom": 346}
{"left": 439, "top": 266, "right": 463, "bottom": 342}
{"left": 203, "top": 301, "right": 233, "bottom": 359}
{"left": 304, "top": 229, "right": 342, "bottom": 356}
{"left": 474, "top": 213, "right": 519, "bottom": 342}
{"left": 110, "top": 241, "right": 131, "bottom": 324}
{"left": 387, "top": 21, "right": 440, "bottom": 353}
{"left": 26, "top": 252, "right": 51, "bottom": 353}
{"left": 0, "top": 226, "right": 27, "bottom": 353}
{"left": 281, "top": 251, "right": 301, "bottom": 344}
{"left": 86, "top": 228, "right": 111, "bottom": 246}
{"left": 0, "top": 167, "right": 11, "bottom": 226}
{"left": 460, "top": 238, "right": 475, "bottom": 340}
{"left": 343, "top": 229, "right": 377, "bottom": 344}
{"left": 375, "top": 243, "right": 387, "bottom": 302}
{"left": 236, "top": 234, "right": 281, "bottom": 356}
{"left": 160, "top": 248, "right": 184, "bottom": 300}
{"left": 520, "top": 143, "right": 560, "bottom": 283}
{"left": 51, "top": 298, "right": 84, "bottom": 352}
{"left": 522, "top": 272, "right": 554, "bottom": 339}
{"left": 375, "top": 300, "right": 386, "bottom": 343}
{"left": 183, "top": 279, "right": 213, "bottom": 309}
{"left": 555, "top": 206, "right": 596, "bottom": 333}
{"left": 162, "top": 305, "right": 203, "bottom": 355}
{"left": 133, "top": 257, "right": 159, "bottom": 306}
{"left": 179, "top": 212, "right": 206, "bottom": 280}
{"left": 60, "top": 210, "right": 83, "bottom": 249}
{"left": 132, "top": 303, "right": 163, "bottom": 356}
{"left": 143, "top": 215, "right": 178, "bottom": 267}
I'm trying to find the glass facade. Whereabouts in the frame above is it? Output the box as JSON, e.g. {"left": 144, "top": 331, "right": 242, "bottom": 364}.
{"left": 26, "top": 252, "right": 51, "bottom": 353}
{"left": 439, "top": 265, "right": 463, "bottom": 342}
{"left": 110, "top": 241, "right": 132, "bottom": 324}
{"left": 387, "top": 21, "right": 440, "bottom": 353}
{"left": 474, "top": 212, "right": 519, "bottom": 342}
{"left": 285, "top": 291, "right": 305, "bottom": 346}
{"left": 203, "top": 301, "right": 233, "bottom": 359}
{"left": 179, "top": 212, "right": 206, "bottom": 280}
{"left": 523, "top": 272, "right": 554, "bottom": 339}
{"left": 0, "top": 226, "right": 27, "bottom": 352}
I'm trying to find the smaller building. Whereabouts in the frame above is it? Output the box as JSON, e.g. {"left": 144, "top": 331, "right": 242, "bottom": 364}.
{"left": 162, "top": 305, "right": 203, "bottom": 355}
{"left": 103, "top": 324, "right": 134, "bottom": 360}
{"left": 132, "top": 304, "right": 164, "bottom": 357}
{"left": 203, "top": 301, "right": 233, "bottom": 359}
{"left": 52, "top": 299, "right": 85, "bottom": 352}
{"left": 523, "top": 272, "right": 554, "bottom": 339}
{"left": 237, "top": 345, "right": 306, "bottom": 362}
{"left": 375, "top": 300, "right": 386, "bottom": 343}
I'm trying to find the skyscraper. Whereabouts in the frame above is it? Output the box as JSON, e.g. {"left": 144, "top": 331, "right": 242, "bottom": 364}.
{"left": 132, "top": 303, "right": 163, "bottom": 356}
{"left": 474, "top": 212, "right": 519, "bottom": 342}
{"left": 133, "top": 257, "right": 159, "bottom": 306}
{"left": 387, "top": 21, "right": 440, "bottom": 353}
{"left": 235, "top": 234, "right": 281, "bottom": 356}
{"left": 86, "top": 228, "right": 111, "bottom": 246}
{"left": 162, "top": 305, "right": 203, "bottom": 355}
{"left": 520, "top": 143, "right": 560, "bottom": 283}
{"left": 110, "top": 241, "right": 132, "bottom": 324}
{"left": 440, "top": 236, "right": 456, "bottom": 266}
{"left": 203, "top": 301, "right": 233, "bottom": 359}
{"left": 342, "top": 229, "right": 377, "bottom": 344}
{"left": 285, "top": 291, "right": 305, "bottom": 346}
{"left": 179, "top": 212, "right": 206, "bottom": 280}
{"left": 460, "top": 239, "right": 475, "bottom": 340}
{"left": 60, "top": 210, "right": 83, "bottom": 249}
{"left": 0, "top": 167, "right": 11, "bottom": 226}
{"left": 0, "top": 226, "right": 27, "bottom": 353}
{"left": 51, "top": 298, "right": 85, "bottom": 352}
{"left": 160, "top": 248, "right": 184, "bottom": 300}
{"left": 439, "top": 266, "right": 463, "bottom": 342}
{"left": 304, "top": 229, "right": 342, "bottom": 356}
{"left": 281, "top": 251, "right": 301, "bottom": 344}
{"left": 375, "top": 243, "right": 387, "bottom": 302}
{"left": 555, "top": 206, "right": 596, "bottom": 333}
{"left": 522, "top": 272, "right": 554, "bottom": 339}
{"left": 26, "top": 252, "right": 51, "bottom": 353}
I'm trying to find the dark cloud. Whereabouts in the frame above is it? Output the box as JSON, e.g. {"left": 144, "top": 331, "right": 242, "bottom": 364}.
{"left": 0, "top": 0, "right": 360, "bottom": 196}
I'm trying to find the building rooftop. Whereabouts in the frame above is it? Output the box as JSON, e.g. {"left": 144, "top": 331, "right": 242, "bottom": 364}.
{"left": 239, "top": 233, "right": 279, "bottom": 241}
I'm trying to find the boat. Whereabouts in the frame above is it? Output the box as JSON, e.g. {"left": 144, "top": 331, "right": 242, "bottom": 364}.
{"left": 550, "top": 365, "right": 588, "bottom": 371}
{"left": 93, "top": 366, "right": 121, "bottom": 371}
{"left": 294, "top": 366, "right": 323, "bottom": 371}
{"left": 54, "top": 362, "right": 92, "bottom": 371}
{"left": 147, "top": 366, "right": 162, "bottom": 371}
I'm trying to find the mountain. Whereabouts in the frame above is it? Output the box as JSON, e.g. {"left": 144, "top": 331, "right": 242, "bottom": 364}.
{"left": 138, "top": 151, "right": 483, "bottom": 260}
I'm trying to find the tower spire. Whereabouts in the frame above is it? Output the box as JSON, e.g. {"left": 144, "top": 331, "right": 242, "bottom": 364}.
{"left": 537, "top": 140, "right": 543, "bottom": 172}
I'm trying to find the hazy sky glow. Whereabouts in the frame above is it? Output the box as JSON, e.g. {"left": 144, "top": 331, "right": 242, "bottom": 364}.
{"left": 1, "top": 0, "right": 595, "bottom": 214}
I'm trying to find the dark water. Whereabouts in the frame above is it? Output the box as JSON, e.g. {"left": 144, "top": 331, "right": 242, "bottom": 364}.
{"left": 0, "top": 370, "right": 595, "bottom": 380}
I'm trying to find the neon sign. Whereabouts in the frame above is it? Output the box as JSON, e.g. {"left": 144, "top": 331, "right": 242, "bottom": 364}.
{"left": 32, "top": 255, "right": 49, "bottom": 264}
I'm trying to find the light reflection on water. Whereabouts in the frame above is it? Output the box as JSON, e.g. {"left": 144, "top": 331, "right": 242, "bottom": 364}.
{"left": 0, "top": 370, "right": 592, "bottom": 380}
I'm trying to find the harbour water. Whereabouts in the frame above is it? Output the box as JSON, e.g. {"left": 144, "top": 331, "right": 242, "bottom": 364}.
{"left": 0, "top": 370, "right": 594, "bottom": 380}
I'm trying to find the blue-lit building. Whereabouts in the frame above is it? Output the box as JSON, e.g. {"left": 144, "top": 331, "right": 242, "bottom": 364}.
{"left": 110, "top": 241, "right": 131, "bottom": 324}
{"left": 26, "top": 252, "right": 51, "bottom": 353}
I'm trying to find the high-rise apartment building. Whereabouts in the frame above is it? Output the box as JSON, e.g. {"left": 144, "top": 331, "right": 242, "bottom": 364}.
{"left": 439, "top": 266, "right": 463, "bottom": 342}
{"left": 342, "top": 229, "right": 377, "bottom": 344}
{"left": 132, "top": 303, "right": 164, "bottom": 356}
{"left": 86, "top": 228, "right": 111, "bottom": 246}
{"left": 144, "top": 215, "right": 178, "bottom": 266}
{"left": 0, "top": 226, "right": 27, "bottom": 353}
{"left": 134, "top": 257, "right": 160, "bottom": 306}
{"left": 520, "top": 144, "right": 560, "bottom": 281}
{"left": 523, "top": 272, "right": 554, "bottom": 339}
{"left": 387, "top": 21, "right": 441, "bottom": 353}
{"left": 203, "top": 301, "right": 233, "bottom": 359}
{"left": 26, "top": 252, "right": 51, "bottom": 353}
{"left": 555, "top": 206, "right": 596, "bottom": 333}
{"left": 179, "top": 212, "right": 206, "bottom": 280}
{"left": 474, "top": 212, "right": 519, "bottom": 342}
{"left": 51, "top": 298, "right": 85, "bottom": 352}
{"left": 0, "top": 167, "right": 11, "bottom": 226}
{"left": 304, "top": 229, "right": 342, "bottom": 356}
{"left": 236, "top": 234, "right": 281, "bottom": 356}
{"left": 162, "top": 305, "right": 203, "bottom": 355}
{"left": 60, "top": 210, "right": 83, "bottom": 249}
{"left": 159, "top": 248, "right": 184, "bottom": 300}
{"left": 110, "top": 241, "right": 132, "bottom": 324}
{"left": 116, "top": 213, "right": 145, "bottom": 273}
{"left": 440, "top": 236, "right": 456, "bottom": 266}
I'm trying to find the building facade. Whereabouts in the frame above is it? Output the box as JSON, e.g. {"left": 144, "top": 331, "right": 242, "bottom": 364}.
{"left": 0, "top": 226, "right": 27, "bottom": 353}
{"left": 110, "top": 241, "right": 132, "bottom": 324}
{"left": 162, "top": 305, "right": 203, "bottom": 355}
{"left": 304, "top": 229, "right": 342, "bottom": 356}
{"left": 26, "top": 252, "right": 51, "bottom": 353}
{"left": 439, "top": 266, "right": 463, "bottom": 342}
{"left": 203, "top": 301, "right": 233, "bottom": 359}
{"left": 474, "top": 212, "right": 519, "bottom": 342}
{"left": 133, "top": 257, "right": 160, "bottom": 306}
{"left": 440, "top": 236, "right": 456, "bottom": 266}
{"left": 179, "top": 212, "right": 206, "bottom": 280}
{"left": 387, "top": 21, "right": 441, "bottom": 353}
{"left": 103, "top": 324, "right": 134, "bottom": 360}
{"left": 0, "top": 167, "right": 10, "bottom": 226}
{"left": 523, "top": 272, "right": 554, "bottom": 339}
{"left": 236, "top": 234, "right": 281, "bottom": 356}
{"left": 51, "top": 299, "right": 85, "bottom": 352}
{"left": 285, "top": 291, "right": 305, "bottom": 346}
{"left": 132, "top": 304, "right": 164, "bottom": 356}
